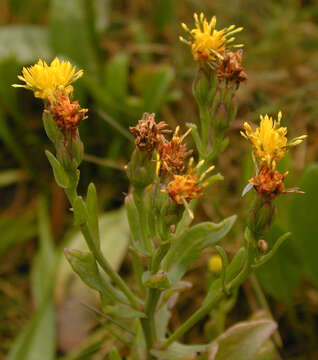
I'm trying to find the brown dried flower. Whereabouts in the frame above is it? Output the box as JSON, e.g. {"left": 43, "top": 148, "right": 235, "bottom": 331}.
{"left": 216, "top": 50, "right": 247, "bottom": 86}
{"left": 158, "top": 126, "right": 193, "bottom": 174}
{"left": 48, "top": 93, "right": 88, "bottom": 134}
{"left": 129, "top": 113, "right": 170, "bottom": 152}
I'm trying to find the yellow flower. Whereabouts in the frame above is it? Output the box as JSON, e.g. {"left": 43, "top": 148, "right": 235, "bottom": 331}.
{"left": 241, "top": 111, "right": 307, "bottom": 169}
{"left": 208, "top": 254, "right": 222, "bottom": 274}
{"left": 180, "top": 12, "right": 243, "bottom": 67}
{"left": 12, "top": 57, "right": 83, "bottom": 100}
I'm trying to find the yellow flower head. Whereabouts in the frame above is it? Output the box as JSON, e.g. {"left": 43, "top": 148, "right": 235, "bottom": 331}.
{"left": 12, "top": 57, "right": 83, "bottom": 100}
{"left": 241, "top": 111, "right": 307, "bottom": 169}
{"left": 180, "top": 13, "right": 243, "bottom": 67}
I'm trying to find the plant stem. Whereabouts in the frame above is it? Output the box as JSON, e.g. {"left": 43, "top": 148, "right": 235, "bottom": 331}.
{"left": 160, "top": 229, "right": 256, "bottom": 349}
{"left": 65, "top": 174, "right": 142, "bottom": 311}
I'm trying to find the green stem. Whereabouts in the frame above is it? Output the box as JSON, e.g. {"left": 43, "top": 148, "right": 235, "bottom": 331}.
{"left": 134, "top": 190, "right": 153, "bottom": 253}
{"left": 81, "top": 223, "right": 142, "bottom": 310}
{"left": 199, "top": 105, "right": 211, "bottom": 155}
{"left": 64, "top": 174, "right": 142, "bottom": 311}
{"left": 160, "top": 229, "right": 256, "bottom": 349}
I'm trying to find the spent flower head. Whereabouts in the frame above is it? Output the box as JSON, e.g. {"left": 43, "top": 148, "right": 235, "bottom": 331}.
{"left": 180, "top": 13, "right": 243, "bottom": 68}
{"left": 12, "top": 57, "right": 83, "bottom": 101}
{"left": 216, "top": 50, "right": 247, "bottom": 86}
{"left": 47, "top": 93, "right": 88, "bottom": 135}
{"left": 129, "top": 113, "right": 170, "bottom": 153}
{"left": 241, "top": 111, "right": 307, "bottom": 170}
{"left": 162, "top": 158, "right": 215, "bottom": 218}
{"left": 158, "top": 126, "right": 193, "bottom": 174}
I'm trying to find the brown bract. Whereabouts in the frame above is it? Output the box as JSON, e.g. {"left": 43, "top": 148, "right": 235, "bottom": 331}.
{"left": 216, "top": 50, "right": 247, "bottom": 86}
{"left": 129, "top": 113, "right": 170, "bottom": 152}
{"left": 48, "top": 93, "right": 88, "bottom": 134}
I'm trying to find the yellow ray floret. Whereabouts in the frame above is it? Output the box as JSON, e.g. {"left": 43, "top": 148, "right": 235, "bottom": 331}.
{"left": 12, "top": 57, "right": 83, "bottom": 100}
{"left": 180, "top": 12, "right": 243, "bottom": 65}
{"left": 241, "top": 111, "right": 307, "bottom": 168}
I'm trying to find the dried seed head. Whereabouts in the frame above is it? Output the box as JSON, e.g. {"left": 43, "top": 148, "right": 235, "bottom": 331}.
{"left": 216, "top": 50, "right": 247, "bottom": 86}
{"left": 129, "top": 113, "right": 170, "bottom": 152}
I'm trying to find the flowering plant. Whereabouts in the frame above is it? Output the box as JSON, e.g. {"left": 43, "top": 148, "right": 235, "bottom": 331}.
{"left": 13, "top": 12, "right": 306, "bottom": 360}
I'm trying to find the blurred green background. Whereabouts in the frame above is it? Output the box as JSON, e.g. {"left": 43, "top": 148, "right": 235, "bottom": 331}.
{"left": 1, "top": 0, "right": 318, "bottom": 359}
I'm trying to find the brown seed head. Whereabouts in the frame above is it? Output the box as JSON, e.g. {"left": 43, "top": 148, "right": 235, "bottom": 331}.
{"left": 129, "top": 113, "right": 170, "bottom": 152}
{"left": 216, "top": 50, "right": 247, "bottom": 86}
{"left": 48, "top": 93, "right": 88, "bottom": 134}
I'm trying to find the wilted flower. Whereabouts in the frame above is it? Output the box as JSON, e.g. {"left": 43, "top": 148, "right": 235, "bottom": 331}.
{"left": 129, "top": 113, "right": 170, "bottom": 153}
{"left": 47, "top": 93, "right": 88, "bottom": 134}
{"left": 159, "top": 126, "right": 193, "bottom": 174}
{"left": 216, "top": 50, "right": 247, "bottom": 86}
{"left": 241, "top": 111, "right": 307, "bottom": 169}
{"left": 12, "top": 57, "right": 83, "bottom": 100}
{"left": 180, "top": 13, "right": 243, "bottom": 68}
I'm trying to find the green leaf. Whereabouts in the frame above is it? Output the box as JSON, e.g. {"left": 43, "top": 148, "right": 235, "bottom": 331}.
{"left": 153, "top": 0, "right": 176, "bottom": 29}
{"left": 289, "top": 163, "right": 318, "bottom": 286}
{"left": 143, "top": 271, "right": 170, "bottom": 289}
{"left": 42, "top": 111, "right": 61, "bottom": 146}
{"left": 141, "top": 65, "right": 174, "bottom": 113}
{"left": 49, "top": 0, "right": 98, "bottom": 72}
{"left": 0, "top": 26, "right": 51, "bottom": 63}
{"left": 0, "top": 213, "right": 36, "bottom": 254}
{"left": 109, "top": 347, "right": 122, "bottom": 360}
{"left": 9, "top": 198, "right": 57, "bottom": 360}
{"left": 73, "top": 196, "right": 89, "bottom": 226}
{"left": 55, "top": 208, "right": 129, "bottom": 303}
{"left": 8, "top": 300, "right": 56, "bottom": 360}
{"left": 162, "top": 215, "right": 237, "bottom": 284}
{"left": 104, "top": 52, "right": 129, "bottom": 101}
{"left": 213, "top": 319, "right": 277, "bottom": 360}
{"left": 45, "top": 150, "right": 70, "bottom": 188}
{"left": 64, "top": 249, "right": 103, "bottom": 292}
{"left": 104, "top": 304, "right": 146, "bottom": 319}
{"left": 151, "top": 343, "right": 207, "bottom": 360}
{"left": 155, "top": 304, "right": 171, "bottom": 341}
{"left": 31, "top": 199, "right": 57, "bottom": 306}
{"left": 255, "top": 226, "right": 300, "bottom": 305}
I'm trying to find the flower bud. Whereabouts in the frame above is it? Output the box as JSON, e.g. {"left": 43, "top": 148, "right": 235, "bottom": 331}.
{"left": 192, "top": 69, "right": 217, "bottom": 108}
{"left": 248, "top": 197, "right": 275, "bottom": 238}
{"left": 56, "top": 131, "right": 84, "bottom": 171}
{"left": 126, "top": 149, "right": 157, "bottom": 190}
{"left": 257, "top": 239, "right": 268, "bottom": 254}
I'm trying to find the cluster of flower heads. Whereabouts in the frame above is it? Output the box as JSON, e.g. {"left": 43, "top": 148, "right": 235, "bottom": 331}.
{"left": 180, "top": 13, "right": 247, "bottom": 86}
{"left": 241, "top": 112, "right": 307, "bottom": 199}
{"left": 129, "top": 113, "right": 214, "bottom": 216}
{"left": 13, "top": 57, "right": 87, "bottom": 135}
